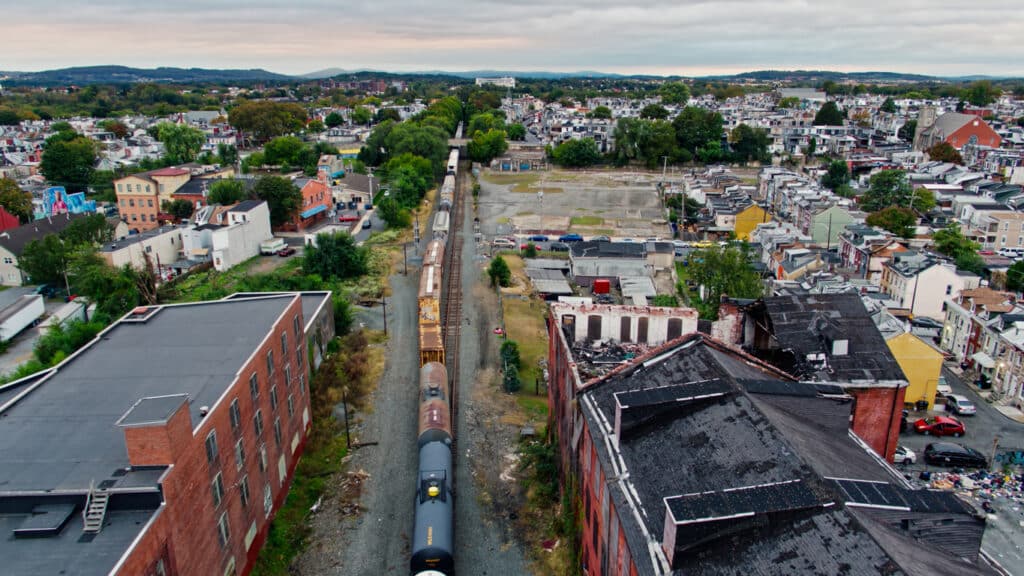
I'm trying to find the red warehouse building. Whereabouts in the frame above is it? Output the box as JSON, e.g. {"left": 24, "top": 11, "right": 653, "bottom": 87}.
{"left": 0, "top": 292, "right": 330, "bottom": 576}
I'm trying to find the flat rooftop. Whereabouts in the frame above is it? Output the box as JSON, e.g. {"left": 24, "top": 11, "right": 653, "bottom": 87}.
{"left": 0, "top": 295, "right": 297, "bottom": 495}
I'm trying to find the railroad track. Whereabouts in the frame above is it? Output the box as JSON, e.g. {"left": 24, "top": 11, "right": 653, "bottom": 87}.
{"left": 442, "top": 159, "right": 466, "bottom": 465}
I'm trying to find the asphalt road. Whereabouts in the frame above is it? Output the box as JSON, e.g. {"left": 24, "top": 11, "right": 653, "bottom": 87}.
{"left": 895, "top": 364, "right": 1024, "bottom": 574}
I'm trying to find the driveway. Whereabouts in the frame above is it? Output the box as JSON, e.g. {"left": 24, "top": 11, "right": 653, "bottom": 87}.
{"left": 0, "top": 290, "right": 77, "bottom": 377}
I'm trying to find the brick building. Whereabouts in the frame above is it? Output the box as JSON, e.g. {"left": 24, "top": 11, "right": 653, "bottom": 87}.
{"left": 917, "top": 111, "right": 1002, "bottom": 151}
{"left": 281, "top": 178, "right": 332, "bottom": 232}
{"left": 0, "top": 292, "right": 331, "bottom": 575}
{"left": 115, "top": 168, "right": 191, "bottom": 232}
{"left": 548, "top": 328, "right": 989, "bottom": 575}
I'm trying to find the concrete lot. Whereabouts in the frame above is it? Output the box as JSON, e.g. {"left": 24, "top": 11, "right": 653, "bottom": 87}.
{"left": 477, "top": 169, "right": 671, "bottom": 240}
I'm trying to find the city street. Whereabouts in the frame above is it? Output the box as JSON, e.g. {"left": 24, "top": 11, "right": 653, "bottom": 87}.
{"left": 895, "top": 364, "right": 1024, "bottom": 574}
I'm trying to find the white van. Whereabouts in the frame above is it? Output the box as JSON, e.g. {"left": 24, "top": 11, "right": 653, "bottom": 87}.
{"left": 260, "top": 238, "right": 287, "bottom": 255}
{"left": 997, "top": 247, "right": 1024, "bottom": 258}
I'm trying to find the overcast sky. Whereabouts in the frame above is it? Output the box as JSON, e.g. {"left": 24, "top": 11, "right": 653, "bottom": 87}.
{"left": 6, "top": 0, "right": 1022, "bottom": 77}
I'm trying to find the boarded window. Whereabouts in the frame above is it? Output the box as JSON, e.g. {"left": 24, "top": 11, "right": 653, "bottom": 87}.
{"left": 587, "top": 315, "right": 602, "bottom": 341}
{"left": 667, "top": 317, "right": 683, "bottom": 341}
{"left": 620, "top": 316, "right": 631, "bottom": 342}
{"left": 637, "top": 317, "right": 649, "bottom": 343}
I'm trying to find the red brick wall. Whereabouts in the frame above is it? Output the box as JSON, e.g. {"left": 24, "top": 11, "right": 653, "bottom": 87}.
{"left": 849, "top": 385, "right": 906, "bottom": 461}
{"left": 124, "top": 401, "right": 193, "bottom": 466}
{"left": 948, "top": 120, "right": 1001, "bottom": 149}
{"left": 117, "top": 296, "right": 311, "bottom": 576}
{"left": 115, "top": 508, "right": 176, "bottom": 576}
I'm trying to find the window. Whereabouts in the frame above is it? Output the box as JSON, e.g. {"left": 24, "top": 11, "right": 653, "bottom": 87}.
{"left": 273, "top": 417, "right": 282, "bottom": 447}
{"left": 266, "top": 350, "right": 274, "bottom": 376}
{"left": 147, "top": 199, "right": 153, "bottom": 208}
{"left": 254, "top": 409, "right": 264, "bottom": 437}
{"left": 150, "top": 214, "right": 156, "bottom": 222}
{"left": 2, "top": 257, "right": 12, "bottom": 265}
{"left": 119, "top": 198, "right": 125, "bottom": 207}
{"left": 258, "top": 443, "right": 267, "bottom": 472}
{"left": 293, "top": 315, "right": 301, "bottom": 338}
{"left": 129, "top": 199, "right": 135, "bottom": 207}
{"left": 263, "top": 483, "right": 272, "bottom": 515}
{"left": 239, "top": 475, "right": 251, "bottom": 508}
{"left": 216, "top": 512, "right": 230, "bottom": 547}
{"left": 287, "top": 394, "right": 295, "bottom": 418}
{"left": 284, "top": 365, "right": 292, "bottom": 388}
{"left": 205, "top": 431, "right": 219, "bottom": 464}
{"left": 145, "top": 245, "right": 152, "bottom": 253}
{"left": 281, "top": 332, "right": 288, "bottom": 356}
{"left": 299, "top": 374, "right": 306, "bottom": 396}
{"left": 234, "top": 439, "right": 245, "bottom": 470}
{"left": 146, "top": 184, "right": 151, "bottom": 193}
{"left": 212, "top": 473, "right": 225, "bottom": 507}
{"left": 131, "top": 214, "right": 138, "bottom": 222}
{"left": 946, "top": 285, "right": 953, "bottom": 295}
{"left": 270, "top": 385, "right": 278, "bottom": 411}
{"left": 249, "top": 373, "right": 259, "bottom": 401}
{"left": 229, "top": 399, "right": 241, "bottom": 431}
{"left": 296, "top": 344, "right": 304, "bottom": 370}
{"left": 117, "top": 184, "right": 123, "bottom": 193}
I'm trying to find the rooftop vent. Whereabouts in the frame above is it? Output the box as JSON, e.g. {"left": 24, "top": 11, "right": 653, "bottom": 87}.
{"left": 122, "top": 306, "right": 161, "bottom": 323}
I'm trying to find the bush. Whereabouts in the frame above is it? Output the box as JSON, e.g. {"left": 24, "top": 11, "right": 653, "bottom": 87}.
{"left": 488, "top": 255, "right": 512, "bottom": 287}
{"left": 522, "top": 243, "right": 538, "bottom": 258}
{"left": 500, "top": 339, "right": 522, "bottom": 370}
{"left": 503, "top": 363, "right": 522, "bottom": 393}
{"left": 333, "top": 295, "right": 354, "bottom": 336}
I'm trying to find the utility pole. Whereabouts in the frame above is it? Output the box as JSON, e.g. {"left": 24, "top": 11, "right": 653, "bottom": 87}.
{"left": 382, "top": 296, "right": 387, "bottom": 336}
{"left": 403, "top": 243, "right": 408, "bottom": 275}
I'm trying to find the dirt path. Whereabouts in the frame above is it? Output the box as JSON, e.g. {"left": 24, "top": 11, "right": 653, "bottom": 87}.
{"left": 295, "top": 272, "right": 419, "bottom": 576}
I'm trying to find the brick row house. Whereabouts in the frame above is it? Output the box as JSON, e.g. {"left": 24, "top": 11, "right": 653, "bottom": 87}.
{"left": 0, "top": 292, "right": 331, "bottom": 576}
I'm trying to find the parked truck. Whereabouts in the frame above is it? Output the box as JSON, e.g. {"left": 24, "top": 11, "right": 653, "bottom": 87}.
{"left": 0, "top": 294, "right": 45, "bottom": 341}
{"left": 259, "top": 237, "right": 287, "bottom": 255}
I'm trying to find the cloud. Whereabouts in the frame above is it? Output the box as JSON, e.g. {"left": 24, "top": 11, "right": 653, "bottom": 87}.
{"left": 5, "top": 0, "right": 1022, "bottom": 76}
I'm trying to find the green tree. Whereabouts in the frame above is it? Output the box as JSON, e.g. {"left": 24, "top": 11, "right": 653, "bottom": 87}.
{"left": 467, "top": 128, "right": 508, "bottom": 164}
{"left": 385, "top": 122, "right": 449, "bottom": 176}
{"left": 729, "top": 124, "right": 770, "bottom": 163}
{"left": 813, "top": 101, "right": 845, "bottom": 126}
{"left": 351, "top": 107, "right": 372, "bottom": 126}
{"left": 861, "top": 170, "right": 911, "bottom": 212}
{"left": 376, "top": 197, "right": 411, "bottom": 228}
{"left": 932, "top": 223, "right": 980, "bottom": 260}
{"left": 374, "top": 108, "right": 402, "bottom": 124}
{"left": 306, "top": 119, "right": 325, "bottom": 133}
{"left": 821, "top": 160, "right": 850, "bottom": 191}
{"left": 62, "top": 213, "right": 113, "bottom": 245}
{"left": 506, "top": 123, "right": 526, "bottom": 141}
{"left": 253, "top": 176, "right": 302, "bottom": 227}
{"left": 866, "top": 207, "right": 916, "bottom": 238}
{"left": 503, "top": 363, "right": 522, "bottom": 393}
{"left": 880, "top": 98, "right": 897, "bottom": 113}
{"left": 500, "top": 339, "right": 522, "bottom": 370}
{"left": 550, "top": 138, "right": 602, "bottom": 167}
{"left": 207, "top": 179, "right": 248, "bottom": 205}
{"left": 681, "top": 245, "right": 763, "bottom": 319}
{"left": 303, "top": 232, "right": 368, "bottom": 280}
{"left": 658, "top": 82, "right": 691, "bottom": 105}
{"left": 898, "top": 119, "right": 917, "bottom": 142}
{"left": 589, "top": 105, "right": 613, "bottom": 119}
{"left": 468, "top": 112, "right": 505, "bottom": 136}
{"left": 965, "top": 80, "right": 1000, "bottom": 107}
{"left": 264, "top": 135, "right": 307, "bottom": 166}
{"left": 156, "top": 122, "right": 205, "bottom": 164}
{"left": 673, "top": 107, "right": 723, "bottom": 157}
{"left": 522, "top": 243, "right": 538, "bottom": 258}
{"left": 99, "top": 119, "right": 129, "bottom": 138}
{"left": 324, "top": 111, "right": 345, "bottom": 128}
{"left": 217, "top": 143, "right": 239, "bottom": 166}
{"left": 1006, "top": 261, "right": 1024, "bottom": 292}
{"left": 357, "top": 119, "right": 396, "bottom": 167}
{"left": 40, "top": 135, "right": 96, "bottom": 192}
{"left": 777, "top": 97, "right": 800, "bottom": 109}
{"left": 385, "top": 153, "right": 434, "bottom": 208}
{"left": 164, "top": 199, "right": 195, "bottom": 220}
{"left": 651, "top": 294, "right": 679, "bottom": 307}
{"left": 806, "top": 137, "right": 817, "bottom": 160}
{"left": 67, "top": 248, "right": 145, "bottom": 318}
{"left": 639, "top": 104, "right": 669, "bottom": 120}
{"left": 229, "top": 100, "right": 307, "bottom": 142}
{"left": 0, "top": 178, "right": 33, "bottom": 223}
{"left": 0, "top": 108, "right": 22, "bottom": 126}
{"left": 488, "top": 254, "right": 512, "bottom": 287}
{"left": 19, "top": 235, "right": 71, "bottom": 285}
{"left": 927, "top": 142, "right": 964, "bottom": 165}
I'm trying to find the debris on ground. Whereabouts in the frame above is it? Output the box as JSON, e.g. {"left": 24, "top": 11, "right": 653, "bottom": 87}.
{"left": 913, "top": 469, "right": 1024, "bottom": 512}
{"left": 572, "top": 339, "right": 652, "bottom": 380}
{"left": 339, "top": 469, "right": 370, "bottom": 517}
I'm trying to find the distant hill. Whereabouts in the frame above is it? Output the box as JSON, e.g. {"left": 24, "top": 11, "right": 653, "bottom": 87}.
{"left": 0, "top": 65, "right": 293, "bottom": 85}
{"left": 694, "top": 69, "right": 944, "bottom": 83}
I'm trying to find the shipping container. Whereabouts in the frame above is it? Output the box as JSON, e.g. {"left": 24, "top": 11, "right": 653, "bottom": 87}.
{"left": 593, "top": 279, "right": 611, "bottom": 294}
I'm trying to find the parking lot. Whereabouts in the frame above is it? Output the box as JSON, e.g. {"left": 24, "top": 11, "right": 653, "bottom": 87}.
{"left": 894, "top": 364, "right": 1024, "bottom": 573}
{"left": 477, "top": 169, "right": 671, "bottom": 240}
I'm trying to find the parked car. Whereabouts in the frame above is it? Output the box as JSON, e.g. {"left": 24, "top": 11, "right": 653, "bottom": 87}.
{"left": 945, "top": 394, "right": 977, "bottom": 416}
{"left": 492, "top": 237, "right": 516, "bottom": 249}
{"left": 924, "top": 442, "right": 988, "bottom": 468}
{"left": 913, "top": 416, "right": 965, "bottom": 437}
{"left": 558, "top": 233, "right": 583, "bottom": 242}
{"left": 548, "top": 242, "right": 570, "bottom": 252}
{"left": 590, "top": 235, "right": 611, "bottom": 242}
{"left": 900, "top": 409, "right": 909, "bottom": 433}
{"left": 277, "top": 247, "right": 296, "bottom": 257}
{"left": 338, "top": 214, "right": 359, "bottom": 223}
{"left": 672, "top": 239, "right": 688, "bottom": 248}
{"left": 362, "top": 219, "right": 372, "bottom": 229}
{"left": 893, "top": 445, "right": 916, "bottom": 465}
{"left": 527, "top": 234, "right": 549, "bottom": 242}
{"left": 936, "top": 376, "right": 952, "bottom": 397}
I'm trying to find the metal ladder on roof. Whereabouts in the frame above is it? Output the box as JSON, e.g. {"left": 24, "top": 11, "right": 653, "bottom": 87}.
{"left": 82, "top": 480, "right": 109, "bottom": 534}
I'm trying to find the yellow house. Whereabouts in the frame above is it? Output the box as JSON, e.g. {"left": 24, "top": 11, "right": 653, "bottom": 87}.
{"left": 885, "top": 331, "right": 943, "bottom": 409}
{"left": 733, "top": 204, "right": 770, "bottom": 241}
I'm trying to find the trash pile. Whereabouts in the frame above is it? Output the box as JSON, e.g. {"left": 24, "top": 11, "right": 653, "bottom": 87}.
{"left": 573, "top": 340, "right": 651, "bottom": 380}
{"left": 916, "top": 469, "right": 1024, "bottom": 512}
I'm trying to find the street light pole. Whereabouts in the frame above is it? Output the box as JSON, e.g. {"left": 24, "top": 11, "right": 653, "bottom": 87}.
{"left": 382, "top": 296, "right": 387, "bottom": 336}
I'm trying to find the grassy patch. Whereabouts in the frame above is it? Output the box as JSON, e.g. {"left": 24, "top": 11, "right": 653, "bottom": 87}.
{"left": 496, "top": 217, "right": 510, "bottom": 224}
{"left": 502, "top": 296, "right": 548, "bottom": 388}
{"left": 515, "top": 210, "right": 535, "bottom": 216}
{"left": 516, "top": 394, "right": 549, "bottom": 422}
{"left": 510, "top": 183, "right": 564, "bottom": 194}
{"left": 569, "top": 215, "right": 604, "bottom": 226}
{"left": 482, "top": 172, "right": 540, "bottom": 186}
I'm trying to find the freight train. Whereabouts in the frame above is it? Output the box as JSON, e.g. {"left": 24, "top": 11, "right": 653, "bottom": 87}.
{"left": 411, "top": 146, "right": 459, "bottom": 576}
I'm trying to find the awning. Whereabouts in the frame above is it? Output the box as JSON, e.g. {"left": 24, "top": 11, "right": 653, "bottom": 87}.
{"left": 300, "top": 204, "right": 327, "bottom": 219}
{"left": 191, "top": 248, "right": 209, "bottom": 256}
{"left": 971, "top": 352, "right": 995, "bottom": 369}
